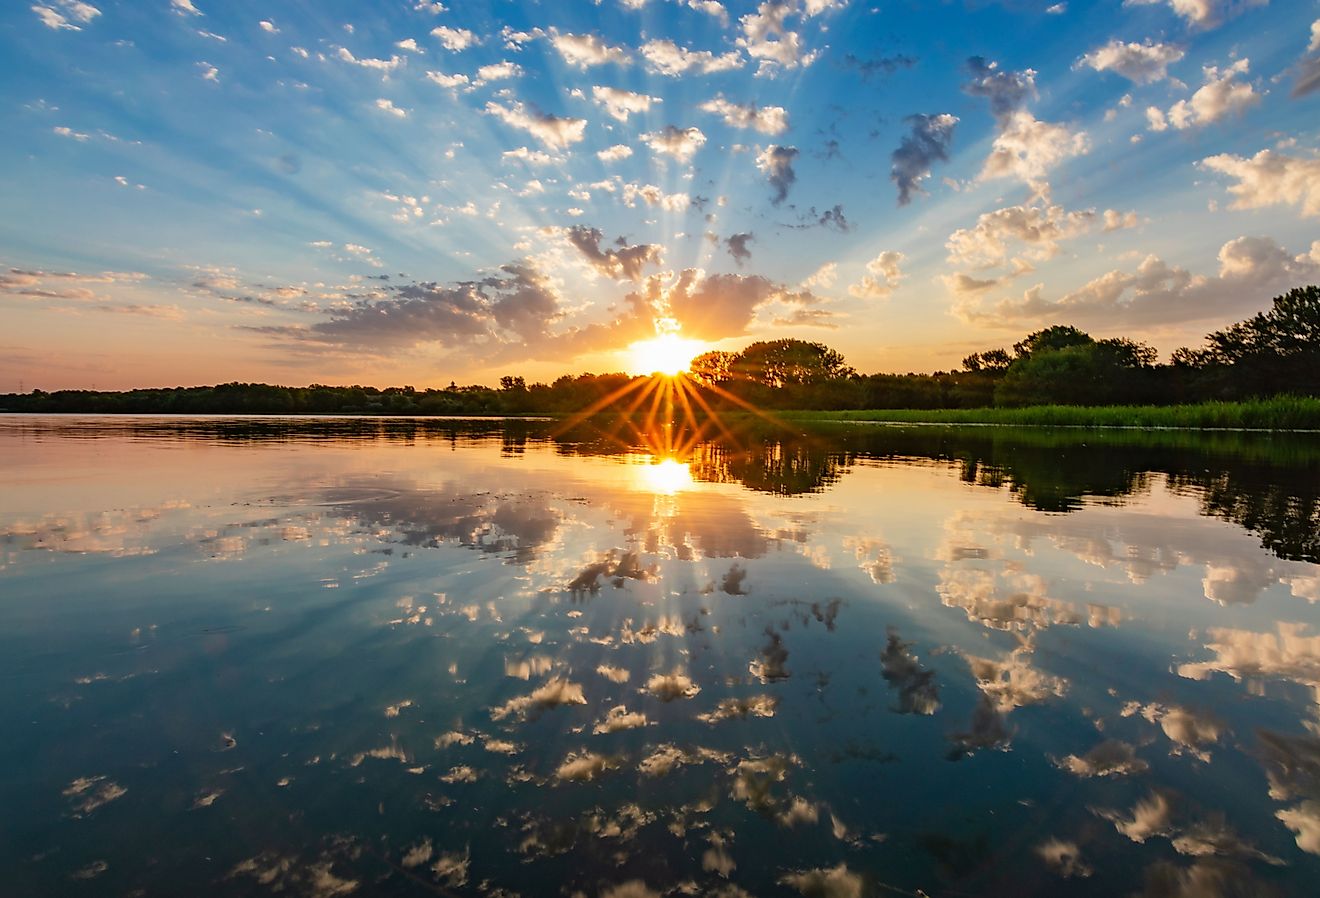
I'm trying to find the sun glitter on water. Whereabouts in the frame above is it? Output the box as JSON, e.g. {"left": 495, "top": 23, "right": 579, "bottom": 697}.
{"left": 637, "top": 457, "right": 693, "bottom": 495}
{"left": 627, "top": 332, "right": 705, "bottom": 377}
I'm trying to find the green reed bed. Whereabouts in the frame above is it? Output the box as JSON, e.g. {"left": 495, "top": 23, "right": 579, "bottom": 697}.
{"left": 778, "top": 396, "right": 1320, "bottom": 430}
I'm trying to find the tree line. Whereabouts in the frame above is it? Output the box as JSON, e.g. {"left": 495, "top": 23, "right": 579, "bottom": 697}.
{"left": 3, "top": 285, "right": 1316, "bottom": 415}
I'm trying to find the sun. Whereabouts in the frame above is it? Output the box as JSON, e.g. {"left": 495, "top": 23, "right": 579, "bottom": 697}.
{"left": 627, "top": 332, "right": 705, "bottom": 377}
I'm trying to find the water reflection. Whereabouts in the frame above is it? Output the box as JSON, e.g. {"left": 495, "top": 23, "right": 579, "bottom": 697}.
{"left": 0, "top": 415, "right": 1318, "bottom": 896}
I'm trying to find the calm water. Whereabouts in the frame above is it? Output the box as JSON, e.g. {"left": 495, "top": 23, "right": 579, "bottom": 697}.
{"left": 2, "top": 415, "right": 1320, "bottom": 897}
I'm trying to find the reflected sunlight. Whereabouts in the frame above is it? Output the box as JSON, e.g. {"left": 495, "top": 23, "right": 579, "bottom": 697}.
{"left": 637, "top": 457, "right": 693, "bottom": 495}
{"left": 627, "top": 333, "right": 705, "bottom": 377}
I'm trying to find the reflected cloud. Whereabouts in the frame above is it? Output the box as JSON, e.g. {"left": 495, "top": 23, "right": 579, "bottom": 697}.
{"left": 62, "top": 776, "right": 126, "bottom": 817}
{"left": 779, "top": 863, "right": 863, "bottom": 898}
{"left": 1036, "top": 839, "right": 1093, "bottom": 878}
{"left": 491, "top": 677, "right": 587, "bottom": 721}
{"left": 554, "top": 750, "right": 625, "bottom": 782}
{"left": 880, "top": 629, "right": 941, "bottom": 715}
{"left": 644, "top": 672, "right": 701, "bottom": 701}
{"left": 1054, "top": 739, "right": 1149, "bottom": 778}
{"left": 697, "top": 695, "right": 779, "bottom": 724}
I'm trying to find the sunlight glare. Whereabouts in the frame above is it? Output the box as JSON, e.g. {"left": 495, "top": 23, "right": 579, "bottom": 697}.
{"left": 628, "top": 333, "right": 705, "bottom": 377}
{"left": 637, "top": 457, "right": 693, "bottom": 495}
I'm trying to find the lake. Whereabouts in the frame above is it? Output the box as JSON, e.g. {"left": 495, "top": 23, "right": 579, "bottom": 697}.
{"left": 2, "top": 414, "right": 1319, "bottom": 897}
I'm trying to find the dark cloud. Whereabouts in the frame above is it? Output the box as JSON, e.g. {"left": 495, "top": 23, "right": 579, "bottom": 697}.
{"left": 891, "top": 113, "right": 957, "bottom": 205}
{"left": 1294, "top": 53, "right": 1320, "bottom": 98}
{"left": 758, "top": 145, "right": 800, "bottom": 205}
{"left": 963, "top": 56, "right": 1037, "bottom": 119}
{"left": 725, "top": 232, "right": 755, "bottom": 266}
{"left": 564, "top": 226, "right": 663, "bottom": 281}
{"left": 841, "top": 53, "right": 917, "bottom": 80}
{"left": 880, "top": 629, "right": 941, "bottom": 714}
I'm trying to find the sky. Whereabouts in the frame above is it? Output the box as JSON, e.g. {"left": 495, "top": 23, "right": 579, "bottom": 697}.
{"left": 2, "top": 0, "right": 1319, "bottom": 390}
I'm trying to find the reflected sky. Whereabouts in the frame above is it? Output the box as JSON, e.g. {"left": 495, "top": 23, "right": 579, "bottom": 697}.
{"left": 1, "top": 416, "right": 1319, "bottom": 896}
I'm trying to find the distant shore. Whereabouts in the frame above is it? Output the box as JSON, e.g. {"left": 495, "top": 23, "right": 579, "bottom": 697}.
{"left": 775, "top": 397, "right": 1320, "bottom": 431}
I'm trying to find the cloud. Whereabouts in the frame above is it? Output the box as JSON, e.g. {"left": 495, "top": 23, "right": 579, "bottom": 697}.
{"left": 779, "top": 864, "right": 863, "bottom": 898}
{"left": 890, "top": 113, "right": 957, "bottom": 205}
{"left": 431, "top": 25, "right": 478, "bottom": 51}
{"left": 1294, "top": 20, "right": 1320, "bottom": 96}
{"left": 964, "top": 56, "right": 1037, "bottom": 120}
{"left": 955, "top": 235, "right": 1320, "bottom": 329}
{"left": 1055, "top": 739, "right": 1150, "bottom": 777}
{"left": 562, "top": 226, "right": 664, "bottom": 281}
{"left": 32, "top": 1, "right": 100, "bottom": 30}
{"left": 725, "top": 232, "right": 755, "bottom": 266}
{"left": 644, "top": 672, "right": 700, "bottom": 701}
{"left": 170, "top": 0, "right": 202, "bottom": 16}
{"left": 502, "top": 146, "right": 556, "bottom": 165}
{"left": 1123, "top": 0, "right": 1267, "bottom": 29}
{"left": 841, "top": 52, "right": 917, "bottom": 80}
{"left": 426, "top": 71, "right": 470, "bottom": 89}
{"left": 551, "top": 31, "right": 630, "bottom": 68}
{"left": 374, "top": 98, "right": 408, "bottom": 118}
{"left": 641, "top": 39, "right": 744, "bottom": 76}
{"left": 485, "top": 101, "right": 587, "bottom": 149}
{"left": 630, "top": 267, "right": 821, "bottom": 340}
{"left": 621, "top": 182, "right": 690, "bottom": 210}
{"left": 980, "top": 111, "right": 1089, "bottom": 189}
{"left": 880, "top": 629, "right": 941, "bottom": 714}
{"left": 336, "top": 46, "right": 406, "bottom": 74}
{"left": 1200, "top": 149, "right": 1320, "bottom": 218}
{"left": 1036, "top": 840, "right": 1093, "bottom": 879}
{"left": 700, "top": 96, "right": 789, "bottom": 135}
{"left": 597, "top": 144, "right": 633, "bottom": 162}
{"left": 738, "top": 0, "right": 830, "bottom": 74}
{"left": 198, "top": 62, "right": 219, "bottom": 83}
{"left": 1145, "top": 59, "right": 1259, "bottom": 131}
{"left": 490, "top": 677, "right": 587, "bottom": 720}
{"left": 476, "top": 60, "right": 521, "bottom": 82}
{"left": 757, "top": 144, "right": 799, "bottom": 204}
{"left": 0, "top": 267, "right": 148, "bottom": 302}
{"left": 643, "top": 125, "right": 707, "bottom": 162}
{"left": 801, "top": 261, "right": 837, "bottom": 289}
{"left": 848, "top": 251, "right": 904, "bottom": 300}
{"left": 947, "top": 202, "right": 1096, "bottom": 268}
{"left": 592, "top": 86, "right": 659, "bottom": 122}
{"left": 1078, "top": 39, "right": 1185, "bottom": 83}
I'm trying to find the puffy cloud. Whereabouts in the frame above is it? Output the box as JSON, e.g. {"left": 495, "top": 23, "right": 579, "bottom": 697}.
{"left": 964, "top": 56, "right": 1037, "bottom": 120}
{"left": 947, "top": 203, "right": 1096, "bottom": 268}
{"left": 980, "top": 110, "right": 1089, "bottom": 189}
{"left": 1200, "top": 149, "right": 1320, "bottom": 218}
{"left": 621, "top": 182, "right": 690, "bottom": 210}
{"left": 431, "top": 25, "right": 478, "bottom": 51}
{"left": 642, "top": 125, "right": 707, "bottom": 162}
{"left": 593, "top": 705, "right": 648, "bottom": 734}
{"left": 1123, "top": 0, "right": 1267, "bottom": 29}
{"left": 485, "top": 101, "right": 587, "bottom": 149}
{"left": 597, "top": 144, "right": 633, "bottom": 162}
{"left": 1078, "top": 39, "right": 1185, "bottom": 83}
{"left": 170, "top": 0, "right": 202, "bottom": 16}
{"left": 374, "top": 98, "right": 407, "bottom": 118}
{"left": 1104, "top": 208, "right": 1141, "bottom": 230}
{"left": 801, "top": 261, "right": 837, "bottom": 289}
{"left": 502, "top": 146, "right": 555, "bottom": 165}
{"left": 629, "top": 267, "right": 821, "bottom": 341}
{"left": 1036, "top": 840, "right": 1093, "bottom": 879}
{"left": 757, "top": 144, "right": 799, "bottom": 204}
{"left": 699, "top": 96, "right": 789, "bottom": 135}
{"left": 425, "top": 71, "right": 470, "bottom": 89}
{"left": 641, "top": 39, "right": 744, "bottom": 76}
{"left": 645, "top": 671, "right": 700, "bottom": 701}
{"left": 1055, "top": 739, "right": 1150, "bottom": 777}
{"left": 779, "top": 863, "right": 863, "bottom": 898}
{"left": 1177, "top": 622, "right": 1320, "bottom": 696}
{"left": 1146, "top": 59, "right": 1260, "bottom": 131}
{"left": 1095, "top": 792, "right": 1175, "bottom": 843}
{"left": 954, "top": 235, "right": 1320, "bottom": 329}
{"left": 490, "top": 677, "right": 586, "bottom": 721}
{"left": 550, "top": 31, "right": 630, "bottom": 68}
{"left": 890, "top": 113, "right": 957, "bottom": 205}
{"left": 336, "top": 46, "right": 406, "bottom": 74}
{"left": 476, "top": 60, "right": 521, "bottom": 82}
{"left": 880, "top": 629, "right": 940, "bottom": 714}
{"left": 592, "top": 86, "right": 659, "bottom": 122}
{"left": 848, "top": 251, "right": 905, "bottom": 300}
{"left": 737, "top": 0, "right": 820, "bottom": 74}
{"left": 562, "top": 226, "right": 664, "bottom": 281}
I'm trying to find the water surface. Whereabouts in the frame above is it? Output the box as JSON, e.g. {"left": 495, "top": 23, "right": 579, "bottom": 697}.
{"left": 2, "top": 415, "right": 1319, "bottom": 897}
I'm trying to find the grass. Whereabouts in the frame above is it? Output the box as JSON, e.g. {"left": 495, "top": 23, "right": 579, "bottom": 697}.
{"left": 776, "top": 397, "right": 1320, "bottom": 431}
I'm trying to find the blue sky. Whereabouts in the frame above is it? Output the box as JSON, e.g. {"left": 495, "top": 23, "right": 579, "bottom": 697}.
{"left": 2, "top": 0, "right": 1318, "bottom": 389}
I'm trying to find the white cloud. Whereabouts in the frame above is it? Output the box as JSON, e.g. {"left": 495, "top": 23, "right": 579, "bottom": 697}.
{"left": 1123, "top": 0, "right": 1267, "bottom": 29}
{"left": 53, "top": 125, "right": 90, "bottom": 141}
{"left": 699, "top": 96, "right": 789, "bottom": 135}
{"left": 980, "top": 111, "right": 1089, "bottom": 190}
{"left": 197, "top": 62, "right": 219, "bottom": 83}
{"left": 947, "top": 203, "right": 1097, "bottom": 268}
{"left": 592, "top": 86, "right": 659, "bottom": 122}
{"left": 955, "top": 235, "right": 1320, "bottom": 329}
{"left": 848, "top": 251, "right": 904, "bottom": 300}
{"left": 643, "top": 125, "right": 707, "bottom": 162}
{"left": 171, "top": 0, "right": 203, "bottom": 17}
{"left": 597, "top": 144, "right": 633, "bottom": 162}
{"left": 641, "top": 39, "right": 744, "bottom": 76}
{"left": 336, "top": 47, "right": 406, "bottom": 74}
{"left": 395, "top": 38, "right": 423, "bottom": 54}
{"left": 621, "top": 183, "right": 690, "bottom": 211}
{"left": 431, "top": 25, "right": 478, "bottom": 51}
{"left": 426, "top": 71, "right": 470, "bottom": 89}
{"left": 503, "top": 146, "right": 556, "bottom": 165}
{"left": 32, "top": 2, "right": 99, "bottom": 30}
{"left": 476, "top": 61, "right": 521, "bottom": 82}
{"left": 485, "top": 101, "right": 587, "bottom": 149}
{"left": 1147, "top": 59, "right": 1260, "bottom": 130}
{"left": 1078, "top": 39, "right": 1184, "bottom": 83}
{"left": 1200, "top": 149, "right": 1320, "bottom": 218}
{"left": 375, "top": 98, "right": 408, "bottom": 118}
{"left": 259, "top": 20, "right": 278, "bottom": 34}
{"left": 551, "top": 31, "right": 630, "bottom": 68}
{"left": 801, "top": 261, "right": 837, "bottom": 289}
{"left": 737, "top": 0, "right": 824, "bottom": 74}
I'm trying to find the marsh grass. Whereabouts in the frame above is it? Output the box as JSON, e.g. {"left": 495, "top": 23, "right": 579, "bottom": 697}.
{"left": 777, "top": 397, "right": 1320, "bottom": 431}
